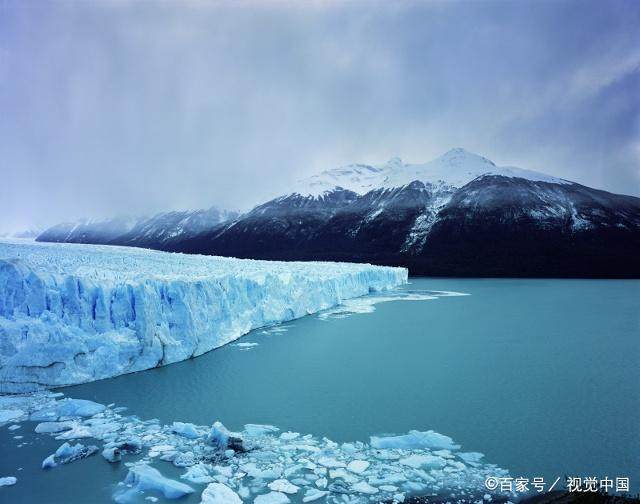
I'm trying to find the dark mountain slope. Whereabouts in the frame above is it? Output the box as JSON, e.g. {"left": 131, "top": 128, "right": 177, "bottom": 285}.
{"left": 170, "top": 175, "right": 640, "bottom": 277}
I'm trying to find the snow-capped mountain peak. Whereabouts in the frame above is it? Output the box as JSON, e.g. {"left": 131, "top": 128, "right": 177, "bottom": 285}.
{"left": 381, "top": 148, "right": 570, "bottom": 189}
{"left": 293, "top": 148, "right": 571, "bottom": 197}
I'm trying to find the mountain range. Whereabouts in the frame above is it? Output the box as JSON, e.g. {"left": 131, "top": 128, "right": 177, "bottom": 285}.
{"left": 37, "top": 207, "right": 239, "bottom": 249}
{"left": 36, "top": 148, "right": 640, "bottom": 277}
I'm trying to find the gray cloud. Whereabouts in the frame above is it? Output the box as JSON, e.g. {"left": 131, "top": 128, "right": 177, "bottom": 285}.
{"left": 1, "top": 0, "right": 638, "bottom": 232}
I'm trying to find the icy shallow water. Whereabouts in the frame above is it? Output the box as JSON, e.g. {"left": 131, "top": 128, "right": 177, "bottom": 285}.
{"left": 1, "top": 278, "right": 639, "bottom": 502}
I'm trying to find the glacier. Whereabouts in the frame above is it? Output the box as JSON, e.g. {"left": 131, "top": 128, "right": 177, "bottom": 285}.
{"left": 0, "top": 239, "right": 407, "bottom": 392}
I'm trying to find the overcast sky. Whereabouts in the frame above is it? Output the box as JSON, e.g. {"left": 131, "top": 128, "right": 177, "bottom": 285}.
{"left": 1, "top": 0, "right": 639, "bottom": 232}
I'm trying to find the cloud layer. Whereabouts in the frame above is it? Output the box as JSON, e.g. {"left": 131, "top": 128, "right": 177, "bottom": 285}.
{"left": 1, "top": 0, "right": 638, "bottom": 231}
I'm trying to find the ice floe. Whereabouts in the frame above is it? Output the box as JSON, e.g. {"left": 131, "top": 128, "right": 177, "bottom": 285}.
{"left": 255, "top": 492, "right": 291, "bottom": 504}
{"left": 114, "top": 464, "right": 195, "bottom": 502}
{"left": 0, "top": 476, "right": 17, "bottom": 486}
{"left": 235, "top": 342, "right": 260, "bottom": 350}
{"left": 42, "top": 441, "right": 98, "bottom": 468}
{"left": 371, "top": 429, "right": 461, "bottom": 450}
{"left": 268, "top": 479, "right": 300, "bottom": 494}
{"left": 317, "top": 289, "right": 469, "bottom": 320}
{"left": 0, "top": 409, "right": 23, "bottom": 423}
{"left": 201, "top": 482, "right": 242, "bottom": 503}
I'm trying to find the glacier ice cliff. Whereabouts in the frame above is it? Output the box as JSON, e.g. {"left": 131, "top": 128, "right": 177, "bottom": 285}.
{"left": 0, "top": 240, "right": 407, "bottom": 392}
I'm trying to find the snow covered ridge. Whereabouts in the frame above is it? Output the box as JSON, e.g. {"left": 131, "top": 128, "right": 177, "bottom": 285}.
{"left": 294, "top": 148, "right": 570, "bottom": 197}
{"left": 0, "top": 240, "right": 407, "bottom": 392}
{"left": 0, "top": 393, "right": 512, "bottom": 503}
{"left": 36, "top": 206, "right": 240, "bottom": 246}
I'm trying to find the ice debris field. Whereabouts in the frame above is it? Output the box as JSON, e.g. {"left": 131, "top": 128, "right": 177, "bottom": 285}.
{"left": 0, "top": 239, "right": 406, "bottom": 392}
{"left": 0, "top": 393, "right": 512, "bottom": 504}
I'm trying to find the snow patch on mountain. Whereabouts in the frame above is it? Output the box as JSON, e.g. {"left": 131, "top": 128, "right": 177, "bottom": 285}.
{"left": 0, "top": 239, "right": 407, "bottom": 392}
{"left": 293, "top": 164, "right": 386, "bottom": 198}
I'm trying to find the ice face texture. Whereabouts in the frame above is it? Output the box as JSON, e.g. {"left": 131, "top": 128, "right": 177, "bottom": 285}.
{"left": 0, "top": 240, "right": 407, "bottom": 392}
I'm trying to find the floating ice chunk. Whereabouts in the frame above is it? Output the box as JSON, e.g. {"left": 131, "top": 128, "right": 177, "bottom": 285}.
{"left": 268, "top": 479, "right": 299, "bottom": 494}
{"left": 447, "top": 460, "right": 466, "bottom": 470}
{"left": 41, "top": 454, "right": 56, "bottom": 469}
{"left": 279, "top": 432, "right": 300, "bottom": 441}
{"left": 315, "top": 477, "right": 327, "bottom": 489}
{"left": 207, "top": 421, "right": 244, "bottom": 452}
{"left": 171, "top": 422, "right": 201, "bottom": 439}
{"left": 200, "top": 482, "right": 242, "bottom": 504}
{"left": 399, "top": 454, "right": 446, "bottom": 469}
{"left": 317, "top": 289, "right": 455, "bottom": 320}
{"left": 0, "top": 410, "right": 23, "bottom": 423}
{"left": 104, "top": 437, "right": 143, "bottom": 456}
{"left": 115, "top": 465, "right": 194, "bottom": 501}
{"left": 346, "top": 460, "right": 369, "bottom": 474}
{"left": 35, "top": 421, "right": 74, "bottom": 434}
{"left": 329, "top": 468, "right": 358, "bottom": 484}
{"left": 55, "top": 399, "right": 105, "bottom": 418}
{"left": 241, "top": 463, "right": 281, "bottom": 480}
{"left": 402, "top": 481, "right": 428, "bottom": 493}
{"left": 182, "top": 464, "right": 214, "bottom": 484}
{"left": 459, "top": 452, "right": 485, "bottom": 465}
{"left": 101, "top": 447, "right": 121, "bottom": 463}
{"left": 262, "top": 326, "right": 289, "bottom": 335}
{"left": 0, "top": 476, "right": 17, "bottom": 486}
{"left": 54, "top": 424, "right": 94, "bottom": 440}
{"left": 213, "top": 465, "right": 233, "bottom": 478}
{"left": 254, "top": 491, "right": 291, "bottom": 504}
{"left": 302, "top": 489, "right": 329, "bottom": 502}
{"left": 317, "top": 457, "right": 345, "bottom": 468}
{"left": 42, "top": 442, "right": 98, "bottom": 468}
{"left": 149, "top": 444, "right": 175, "bottom": 453}
{"left": 370, "top": 430, "right": 460, "bottom": 450}
{"left": 235, "top": 342, "right": 259, "bottom": 349}
{"left": 173, "top": 451, "right": 196, "bottom": 467}
{"left": 244, "top": 424, "right": 279, "bottom": 437}
{"left": 82, "top": 420, "right": 119, "bottom": 438}
{"left": 8, "top": 425, "right": 20, "bottom": 431}
{"left": 351, "top": 481, "right": 378, "bottom": 494}
{"left": 207, "top": 422, "right": 228, "bottom": 449}
{"left": 393, "top": 493, "right": 406, "bottom": 503}
{"left": 30, "top": 408, "right": 58, "bottom": 422}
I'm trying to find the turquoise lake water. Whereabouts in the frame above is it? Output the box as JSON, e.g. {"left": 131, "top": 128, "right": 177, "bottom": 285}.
{"left": 1, "top": 278, "right": 638, "bottom": 502}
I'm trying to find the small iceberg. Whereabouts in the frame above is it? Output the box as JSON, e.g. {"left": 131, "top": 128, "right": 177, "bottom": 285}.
{"left": 42, "top": 442, "right": 98, "bottom": 469}
{"left": 113, "top": 464, "right": 194, "bottom": 502}
{"left": 201, "top": 482, "right": 242, "bottom": 504}
{"left": 0, "top": 476, "right": 17, "bottom": 487}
